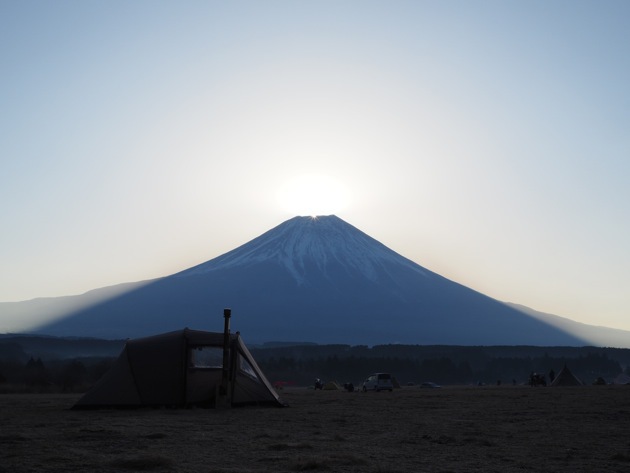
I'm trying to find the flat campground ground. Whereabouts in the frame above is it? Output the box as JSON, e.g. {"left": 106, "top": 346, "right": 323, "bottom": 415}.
{"left": 2, "top": 386, "right": 630, "bottom": 473}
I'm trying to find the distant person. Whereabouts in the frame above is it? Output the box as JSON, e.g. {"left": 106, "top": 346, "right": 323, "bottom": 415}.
{"left": 549, "top": 369, "right": 555, "bottom": 384}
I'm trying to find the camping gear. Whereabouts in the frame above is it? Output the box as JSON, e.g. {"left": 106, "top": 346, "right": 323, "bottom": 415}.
{"left": 73, "top": 327, "right": 284, "bottom": 408}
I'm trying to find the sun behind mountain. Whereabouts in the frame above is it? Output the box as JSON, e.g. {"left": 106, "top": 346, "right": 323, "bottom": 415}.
{"left": 276, "top": 174, "right": 350, "bottom": 217}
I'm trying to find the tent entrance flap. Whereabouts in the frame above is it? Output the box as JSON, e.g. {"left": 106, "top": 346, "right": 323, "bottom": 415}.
{"left": 185, "top": 345, "right": 223, "bottom": 405}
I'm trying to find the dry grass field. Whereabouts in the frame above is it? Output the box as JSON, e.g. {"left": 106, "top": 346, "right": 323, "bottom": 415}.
{"left": 2, "top": 385, "right": 630, "bottom": 472}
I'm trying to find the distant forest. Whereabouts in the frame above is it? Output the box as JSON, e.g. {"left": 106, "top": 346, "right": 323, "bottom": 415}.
{"left": 0, "top": 335, "right": 124, "bottom": 393}
{"left": 1, "top": 335, "right": 629, "bottom": 392}
{"left": 250, "top": 344, "right": 630, "bottom": 387}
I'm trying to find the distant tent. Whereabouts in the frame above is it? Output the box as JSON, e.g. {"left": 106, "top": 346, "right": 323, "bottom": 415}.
{"left": 613, "top": 373, "right": 630, "bottom": 385}
{"left": 323, "top": 381, "right": 342, "bottom": 390}
{"left": 73, "top": 329, "right": 284, "bottom": 408}
{"left": 550, "top": 364, "right": 582, "bottom": 387}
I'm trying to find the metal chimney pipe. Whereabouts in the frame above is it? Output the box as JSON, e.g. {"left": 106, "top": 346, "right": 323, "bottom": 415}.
{"left": 220, "top": 308, "right": 231, "bottom": 397}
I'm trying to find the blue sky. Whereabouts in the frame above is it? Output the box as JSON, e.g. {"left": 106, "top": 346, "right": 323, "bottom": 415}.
{"left": 1, "top": 1, "right": 629, "bottom": 332}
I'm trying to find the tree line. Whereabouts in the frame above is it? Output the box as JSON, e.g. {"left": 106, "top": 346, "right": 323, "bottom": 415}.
{"left": 252, "top": 345, "right": 627, "bottom": 386}
{"left": 1, "top": 339, "right": 628, "bottom": 392}
{"left": 0, "top": 357, "right": 114, "bottom": 393}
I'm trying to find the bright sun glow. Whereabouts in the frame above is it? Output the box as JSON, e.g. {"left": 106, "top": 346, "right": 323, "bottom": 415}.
{"left": 276, "top": 174, "right": 350, "bottom": 217}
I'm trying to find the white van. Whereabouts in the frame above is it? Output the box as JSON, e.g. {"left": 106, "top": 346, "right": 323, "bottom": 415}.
{"left": 361, "top": 373, "right": 394, "bottom": 392}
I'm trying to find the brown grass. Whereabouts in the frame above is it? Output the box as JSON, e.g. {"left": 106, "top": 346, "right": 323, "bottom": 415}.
{"left": 1, "top": 386, "right": 630, "bottom": 472}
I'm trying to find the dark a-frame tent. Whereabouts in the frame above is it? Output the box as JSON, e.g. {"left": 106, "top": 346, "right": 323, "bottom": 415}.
{"left": 550, "top": 364, "right": 583, "bottom": 387}
{"left": 73, "top": 327, "right": 284, "bottom": 409}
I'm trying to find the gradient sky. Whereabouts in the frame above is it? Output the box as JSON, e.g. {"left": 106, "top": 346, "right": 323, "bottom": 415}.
{"left": 1, "top": 1, "right": 629, "bottom": 332}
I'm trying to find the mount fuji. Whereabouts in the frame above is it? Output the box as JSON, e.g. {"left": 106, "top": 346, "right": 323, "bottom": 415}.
{"left": 3, "top": 215, "right": 628, "bottom": 346}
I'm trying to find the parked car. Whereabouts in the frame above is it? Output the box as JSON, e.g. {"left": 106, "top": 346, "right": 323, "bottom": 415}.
{"left": 420, "top": 381, "right": 441, "bottom": 389}
{"left": 362, "top": 373, "right": 394, "bottom": 392}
